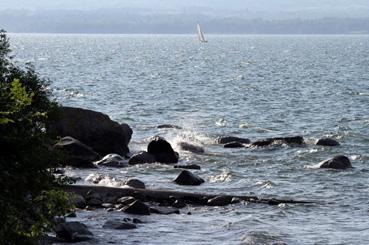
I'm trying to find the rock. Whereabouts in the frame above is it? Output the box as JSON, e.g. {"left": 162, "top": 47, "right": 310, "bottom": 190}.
{"left": 70, "top": 194, "right": 86, "bottom": 209}
{"left": 150, "top": 206, "right": 180, "bottom": 215}
{"left": 102, "top": 203, "right": 114, "bottom": 209}
{"left": 207, "top": 196, "right": 233, "bottom": 206}
{"left": 54, "top": 136, "right": 99, "bottom": 168}
{"left": 217, "top": 136, "right": 251, "bottom": 144}
{"left": 316, "top": 138, "right": 340, "bottom": 146}
{"left": 128, "top": 151, "right": 156, "bottom": 165}
{"left": 224, "top": 142, "right": 245, "bottom": 148}
{"left": 122, "top": 200, "right": 151, "bottom": 215}
{"left": 316, "top": 155, "right": 352, "bottom": 170}
{"left": 177, "top": 142, "right": 205, "bottom": 154}
{"left": 54, "top": 222, "right": 93, "bottom": 242}
{"left": 231, "top": 197, "right": 242, "bottom": 204}
{"left": 147, "top": 136, "right": 179, "bottom": 163}
{"left": 157, "top": 124, "right": 182, "bottom": 129}
{"left": 174, "top": 170, "right": 205, "bottom": 186}
{"left": 86, "top": 191, "right": 103, "bottom": 206}
{"left": 95, "top": 153, "right": 128, "bottom": 167}
{"left": 251, "top": 136, "right": 304, "bottom": 147}
{"left": 103, "top": 220, "right": 137, "bottom": 230}
{"left": 117, "top": 196, "right": 136, "bottom": 206}
{"left": 174, "top": 164, "right": 201, "bottom": 170}
{"left": 124, "top": 179, "right": 146, "bottom": 189}
{"left": 48, "top": 106, "right": 132, "bottom": 156}
{"left": 172, "top": 199, "right": 187, "bottom": 209}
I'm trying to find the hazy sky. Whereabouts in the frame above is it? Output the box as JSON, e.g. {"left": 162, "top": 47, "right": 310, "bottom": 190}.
{"left": 1, "top": 0, "right": 369, "bottom": 12}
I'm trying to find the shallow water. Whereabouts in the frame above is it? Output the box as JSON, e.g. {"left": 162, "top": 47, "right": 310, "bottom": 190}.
{"left": 10, "top": 34, "right": 369, "bottom": 244}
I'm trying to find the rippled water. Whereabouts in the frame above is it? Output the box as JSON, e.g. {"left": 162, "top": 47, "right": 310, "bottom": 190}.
{"left": 10, "top": 34, "right": 369, "bottom": 244}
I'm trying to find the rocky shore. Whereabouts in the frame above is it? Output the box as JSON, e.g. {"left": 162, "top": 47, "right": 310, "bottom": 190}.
{"left": 47, "top": 106, "right": 351, "bottom": 243}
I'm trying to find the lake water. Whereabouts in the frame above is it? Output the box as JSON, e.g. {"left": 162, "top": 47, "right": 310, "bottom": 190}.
{"left": 10, "top": 34, "right": 369, "bottom": 244}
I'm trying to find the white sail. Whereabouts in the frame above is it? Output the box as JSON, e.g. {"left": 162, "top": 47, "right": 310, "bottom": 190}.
{"left": 197, "top": 23, "right": 207, "bottom": 43}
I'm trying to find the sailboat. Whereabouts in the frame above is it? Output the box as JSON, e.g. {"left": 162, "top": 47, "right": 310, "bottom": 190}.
{"left": 197, "top": 23, "right": 207, "bottom": 43}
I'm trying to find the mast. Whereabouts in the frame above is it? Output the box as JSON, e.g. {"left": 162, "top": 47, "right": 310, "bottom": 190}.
{"left": 197, "top": 23, "right": 207, "bottom": 43}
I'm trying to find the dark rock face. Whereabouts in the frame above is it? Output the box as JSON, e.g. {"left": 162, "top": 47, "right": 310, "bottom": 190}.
{"left": 157, "top": 124, "right": 182, "bottom": 129}
{"left": 124, "top": 178, "right": 146, "bottom": 189}
{"left": 122, "top": 200, "right": 151, "bottom": 215}
{"left": 95, "top": 154, "right": 128, "bottom": 167}
{"left": 207, "top": 196, "right": 233, "bottom": 206}
{"left": 128, "top": 151, "right": 156, "bottom": 165}
{"left": 174, "top": 164, "right": 201, "bottom": 170}
{"left": 147, "top": 136, "right": 179, "bottom": 163}
{"left": 70, "top": 194, "right": 86, "bottom": 209}
{"left": 86, "top": 191, "right": 103, "bottom": 207}
{"left": 48, "top": 107, "right": 132, "bottom": 156}
{"left": 103, "top": 220, "right": 137, "bottom": 230}
{"left": 224, "top": 142, "right": 245, "bottom": 148}
{"left": 54, "top": 136, "right": 99, "bottom": 168}
{"left": 172, "top": 199, "right": 187, "bottom": 208}
{"left": 217, "top": 136, "right": 251, "bottom": 144}
{"left": 54, "top": 222, "right": 93, "bottom": 242}
{"left": 117, "top": 196, "right": 136, "bottom": 206}
{"left": 174, "top": 170, "right": 205, "bottom": 186}
{"left": 251, "top": 136, "right": 304, "bottom": 147}
{"left": 178, "top": 142, "right": 205, "bottom": 154}
{"left": 319, "top": 155, "right": 352, "bottom": 169}
{"left": 316, "top": 138, "right": 340, "bottom": 146}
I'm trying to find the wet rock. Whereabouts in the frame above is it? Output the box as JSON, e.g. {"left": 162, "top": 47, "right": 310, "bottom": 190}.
{"left": 122, "top": 200, "right": 151, "bottom": 215}
{"left": 65, "top": 212, "right": 77, "bottom": 218}
{"left": 124, "top": 179, "right": 146, "bottom": 189}
{"left": 317, "top": 155, "right": 352, "bottom": 170}
{"left": 224, "top": 142, "right": 245, "bottom": 148}
{"left": 54, "top": 136, "right": 99, "bottom": 168}
{"left": 147, "top": 136, "right": 179, "bottom": 163}
{"left": 316, "top": 138, "right": 340, "bottom": 146}
{"left": 48, "top": 106, "right": 132, "bottom": 156}
{"left": 174, "top": 164, "right": 201, "bottom": 170}
{"left": 54, "top": 222, "right": 93, "bottom": 242}
{"left": 103, "top": 220, "right": 137, "bottom": 230}
{"left": 178, "top": 142, "right": 205, "bottom": 154}
{"left": 117, "top": 196, "right": 136, "bottom": 206}
{"left": 95, "top": 154, "right": 128, "bottom": 167}
{"left": 207, "top": 196, "right": 233, "bottom": 206}
{"left": 174, "top": 170, "right": 205, "bottom": 186}
{"left": 251, "top": 136, "right": 304, "bottom": 147}
{"left": 231, "top": 197, "right": 242, "bottom": 204}
{"left": 128, "top": 151, "right": 156, "bottom": 165}
{"left": 217, "top": 136, "right": 251, "bottom": 144}
{"left": 86, "top": 191, "right": 103, "bottom": 206}
{"left": 150, "top": 206, "right": 180, "bottom": 215}
{"left": 102, "top": 203, "right": 114, "bottom": 209}
{"left": 157, "top": 124, "right": 182, "bottom": 129}
{"left": 70, "top": 194, "right": 86, "bottom": 209}
{"left": 172, "top": 199, "right": 187, "bottom": 209}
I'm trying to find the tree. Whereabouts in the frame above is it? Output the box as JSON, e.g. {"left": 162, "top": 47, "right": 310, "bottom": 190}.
{"left": 0, "top": 30, "right": 69, "bottom": 244}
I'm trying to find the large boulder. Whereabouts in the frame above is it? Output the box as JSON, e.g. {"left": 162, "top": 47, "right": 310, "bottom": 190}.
{"left": 124, "top": 178, "right": 146, "bottom": 189}
{"left": 94, "top": 154, "right": 128, "bottom": 167}
{"left": 316, "top": 155, "right": 352, "bottom": 170}
{"left": 147, "top": 136, "right": 179, "bottom": 163}
{"left": 54, "top": 136, "right": 99, "bottom": 168}
{"left": 128, "top": 151, "right": 156, "bottom": 165}
{"left": 48, "top": 107, "right": 132, "bottom": 156}
{"left": 54, "top": 222, "right": 93, "bottom": 242}
{"left": 174, "top": 170, "right": 205, "bottom": 186}
{"left": 122, "top": 200, "right": 151, "bottom": 215}
{"left": 216, "top": 136, "right": 251, "bottom": 144}
{"left": 316, "top": 138, "right": 340, "bottom": 146}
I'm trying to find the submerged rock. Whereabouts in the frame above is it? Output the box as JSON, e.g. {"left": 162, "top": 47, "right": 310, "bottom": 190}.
{"left": 174, "top": 164, "right": 201, "bottom": 170}
{"left": 317, "top": 155, "right": 352, "bottom": 170}
{"left": 207, "top": 196, "right": 233, "bottom": 206}
{"left": 54, "top": 136, "right": 99, "bottom": 168}
{"left": 157, "top": 124, "right": 182, "bottom": 129}
{"left": 178, "top": 142, "right": 205, "bottom": 154}
{"left": 217, "top": 136, "right": 251, "bottom": 144}
{"left": 224, "top": 142, "right": 245, "bottom": 148}
{"left": 316, "top": 138, "right": 340, "bottom": 146}
{"left": 48, "top": 106, "right": 132, "bottom": 156}
{"left": 174, "top": 170, "right": 205, "bottom": 186}
{"left": 85, "top": 191, "right": 103, "bottom": 207}
{"left": 128, "top": 151, "right": 156, "bottom": 165}
{"left": 147, "top": 136, "right": 179, "bottom": 163}
{"left": 103, "top": 220, "right": 137, "bottom": 230}
{"left": 122, "top": 200, "right": 151, "bottom": 215}
{"left": 124, "top": 178, "right": 146, "bottom": 189}
{"left": 54, "top": 222, "right": 93, "bottom": 242}
{"left": 95, "top": 154, "right": 128, "bottom": 167}
{"left": 150, "top": 206, "right": 180, "bottom": 215}
{"left": 251, "top": 136, "right": 304, "bottom": 147}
